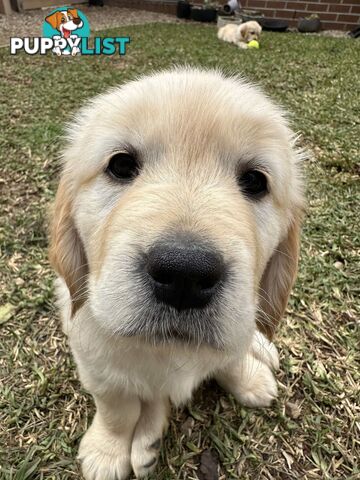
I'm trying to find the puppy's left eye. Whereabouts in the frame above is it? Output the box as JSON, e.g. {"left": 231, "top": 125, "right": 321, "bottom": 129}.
{"left": 238, "top": 170, "right": 268, "bottom": 199}
{"left": 106, "top": 152, "right": 139, "bottom": 181}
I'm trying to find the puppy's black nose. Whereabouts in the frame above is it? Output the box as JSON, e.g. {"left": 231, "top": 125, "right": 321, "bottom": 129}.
{"left": 146, "top": 240, "right": 224, "bottom": 311}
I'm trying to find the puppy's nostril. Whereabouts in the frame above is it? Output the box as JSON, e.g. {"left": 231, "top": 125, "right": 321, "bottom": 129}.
{"left": 146, "top": 239, "right": 225, "bottom": 310}
{"left": 147, "top": 266, "right": 173, "bottom": 286}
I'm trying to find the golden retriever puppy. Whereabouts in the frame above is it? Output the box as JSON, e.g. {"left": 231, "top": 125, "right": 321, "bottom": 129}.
{"left": 50, "top": 68, "right": 304, "bottom": 480}
{"left": 218, "top": 20, "right": 262, "bottom": 48}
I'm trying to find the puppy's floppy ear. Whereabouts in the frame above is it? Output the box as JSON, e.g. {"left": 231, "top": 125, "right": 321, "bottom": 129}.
{"left": 239, "top": 23, "right": 249, "bottom": 41}
{"left": 45, "top": 11, "right": 61, "bottom": 30}
{"left": 68, "top": 8, "right": 78, "bottom": 18}
{"left": 49, "top": 176, "right": 88, "bottom": 317}
{"left": 256, "top": 210, "right": 303, "bottom": 339}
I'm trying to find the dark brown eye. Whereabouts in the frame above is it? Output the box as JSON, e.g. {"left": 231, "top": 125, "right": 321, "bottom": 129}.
{"left": 106, "top": 152, "right": 139, "bottom": 181}
{"left": 238, "top": 170, "right": 268, "bottom": 199}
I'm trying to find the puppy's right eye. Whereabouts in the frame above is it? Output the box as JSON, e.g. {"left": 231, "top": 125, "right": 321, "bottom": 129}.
{"left": 106, "top": 152, "right": 139, "bottom": 181}
{"left": 238, "top": 169, "right": 268, "bottom": 199}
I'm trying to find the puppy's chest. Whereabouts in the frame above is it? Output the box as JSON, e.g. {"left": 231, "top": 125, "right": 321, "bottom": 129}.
{"left": 106, "top": 347, "right": 210, "bottom": 404}
{"left": 69, "top": 309, "right": 226, "bottom": 405}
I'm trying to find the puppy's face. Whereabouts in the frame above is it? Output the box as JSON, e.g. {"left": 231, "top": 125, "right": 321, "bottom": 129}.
{"left": 45, "top": 9, "right": 83, "bottom": 38}
{"left": 50, "top": 69, "right": 303, "bottom": 354}
{"left": 240, "top": 21, "right": 262, "bottom": 42}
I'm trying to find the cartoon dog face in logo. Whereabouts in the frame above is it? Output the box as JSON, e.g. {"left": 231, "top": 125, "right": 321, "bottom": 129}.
{"left": 45, "top": 9, "right": 83, "bottom": 39}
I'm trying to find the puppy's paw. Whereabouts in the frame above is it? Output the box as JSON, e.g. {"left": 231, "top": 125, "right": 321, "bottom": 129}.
{"left": 78, "top": 423, "right": 132, "bottom": 480}
{"left": 216, "top": 332, "right": 279, "bottom": 408}
{"left": 234, "top": 359, "right": 278, "bottom": 408}
{"left": 250, "top": 330, "right": 280, "bottom": 371}
{"left": 131, "top": 436, "right": 162, "bottom": 478}
{"left": 130, "top": 399, "right": 169, "bottom": 478}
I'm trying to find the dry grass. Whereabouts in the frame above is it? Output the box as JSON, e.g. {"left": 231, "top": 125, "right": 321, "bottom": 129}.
{"left": 0, "top": 22, "right": 359, "bottom": 480}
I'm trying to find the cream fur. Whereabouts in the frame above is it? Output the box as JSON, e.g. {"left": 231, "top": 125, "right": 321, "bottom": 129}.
{"left": 50, "top": 68, "right": 304, "bottom": 479}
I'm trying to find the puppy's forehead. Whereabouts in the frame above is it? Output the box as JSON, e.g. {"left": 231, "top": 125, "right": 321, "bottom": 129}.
{"left": 68, "top": 70, "right": 292, "bottom": 180}
{"left": 103, "top": 72, "right": 284, "bottom": 150}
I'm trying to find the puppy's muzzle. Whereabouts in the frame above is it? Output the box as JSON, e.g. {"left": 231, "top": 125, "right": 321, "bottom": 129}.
{"left": 73, "top": 17, "right": 82, "bottom": 25}
{"left": 146, "top": 239, "right": 225, "bottom": 311}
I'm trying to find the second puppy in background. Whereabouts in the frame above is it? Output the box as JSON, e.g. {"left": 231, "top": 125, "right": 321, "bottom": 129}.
{"left": 218, "top": 20, "right": 262, "bottom": 49}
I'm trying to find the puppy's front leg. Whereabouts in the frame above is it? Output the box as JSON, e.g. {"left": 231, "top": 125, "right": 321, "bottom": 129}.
{"left": 131, "top": 398, "right": 170, "bottom": 478}
{"left": 79, "top": 392, "right": 141, "bottom": 480}
{"left": 215, "top": 331, "right": 279, "bottom": 407}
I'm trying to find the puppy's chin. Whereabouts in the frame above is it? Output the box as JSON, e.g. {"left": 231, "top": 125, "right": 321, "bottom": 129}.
{"left": 112, "top": 303, "right": 227, "bottom": 350}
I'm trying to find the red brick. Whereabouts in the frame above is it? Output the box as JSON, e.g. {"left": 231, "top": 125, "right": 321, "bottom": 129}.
{"left": 351, "top": 5, "right": 360, "bottom": 14}
{"left": 244, "top": 0, "right": 267, "bottom": 8}
{"left": 319, "top": 0, "right": 346, "bottom": 4}
{"left": 329, "top": 4, "right": 353, "bottom": 14}
{"left": 305, "top": 3, "right": 329, "bottom": 12}
{"left": 274, "top": 9, "right": 294, "bottom": 18}
{"left": 295, "top": 12, "right": 311, "bottom": 19}
{"left": 244, "top": 0, "right": 264, "bottom": 7}
{"left": 315, "top": 12, "right": 338, "bottom": 21}
{"left": 321, "top": 21, "right": 353, "bottom": 31}
{"left": 319, "top": 0, "right": 345, "bottom": 4}
{"left": 337, "top": 13, "right": 359, "bottom": 22}
{"left": 266, "top": 1, "right": 287, "bottom": 9}
{"left": 280, "top": 10, "right": 309, "bottom": 18}
{"left": 286, "top": 2, "right": 307, "bottom": 10}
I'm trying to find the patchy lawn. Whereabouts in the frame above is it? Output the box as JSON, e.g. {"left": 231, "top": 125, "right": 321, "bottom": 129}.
{"left": 0, "top": 22, "right": 359, "bottom": 480}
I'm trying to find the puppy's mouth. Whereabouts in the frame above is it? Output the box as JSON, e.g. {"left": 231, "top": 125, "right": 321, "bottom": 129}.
{"left": 118, "top": 303, "right": 226, "bottom": 350}
{"left": 62, "top": 27, "right": 71, "bottom": 39}
{"left": 61, "top": 21, "right": 82, "bottom": 38}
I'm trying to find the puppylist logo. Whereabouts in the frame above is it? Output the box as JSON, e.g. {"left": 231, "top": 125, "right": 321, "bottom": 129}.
{"left": 10, "top": 7, "right": 130, "bottom": 56}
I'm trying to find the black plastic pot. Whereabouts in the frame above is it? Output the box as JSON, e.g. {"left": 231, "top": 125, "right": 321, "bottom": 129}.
{"left": 191, "top": 7, "right": 217, "bottom": 23}
{"left": 176, "top": 1, "right": 191, "bottom": 19}
{"left": 349, "top": 25, "right": 360, "bottom": 38}
{"left": 261, "top": 19, "right": 288, "bottom": 32}
{"left": 298, "top": 18, "right": 321, "bottom": 33}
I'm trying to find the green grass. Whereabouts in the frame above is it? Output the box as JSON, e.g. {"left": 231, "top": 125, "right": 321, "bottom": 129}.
{"left": 1, "top": 22, "right": 359, "bottom": 480}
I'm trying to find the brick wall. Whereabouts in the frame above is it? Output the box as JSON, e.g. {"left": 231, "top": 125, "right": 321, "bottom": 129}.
{"left": 108, "top": 0, "right": 178, "bottom": 15}
{"left": 240, "top": 0, "right": 359, "bottom": 31}
{"left": 108, "top": 1, "right": 359, "bottom": 31}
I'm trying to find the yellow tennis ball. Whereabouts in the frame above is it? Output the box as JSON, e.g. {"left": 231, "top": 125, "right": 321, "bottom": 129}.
{"left": 248, "top": 40, "right": 260, "bottom": 49}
